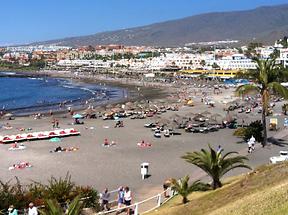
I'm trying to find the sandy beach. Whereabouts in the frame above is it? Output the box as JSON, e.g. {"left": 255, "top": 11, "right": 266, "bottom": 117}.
{"left": 1, "top": 76, "right": 287, "bottom": 205}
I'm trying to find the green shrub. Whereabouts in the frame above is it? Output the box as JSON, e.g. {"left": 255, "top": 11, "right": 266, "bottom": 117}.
{"left": 75, "top": 186, "right": 100, "bottom": 211}
{"left": 44, "top": 173, "right": 77, "bottom": 203}
{"left": 0, "top": 174, "right": 100, "bottom": 211}
{"left": 0, "top": 178, "right": 27, "bottom": 210}
{"left": 244, "top": 120, "right": 263, "bottom": 142}
{"left": 233, "top": 120, "right": 263, "bottom": 143}
{"left": 233, "top": 127, "right": 247, "bottom": 137}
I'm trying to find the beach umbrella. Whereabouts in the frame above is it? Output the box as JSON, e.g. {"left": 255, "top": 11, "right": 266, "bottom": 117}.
{"left": 152, "top": 115, "right": 162, "bottom": 123}
{"left": 167, "top": 121, "right": 179, "bottom": 129}
{"left": 169, "top": 113, "right": 181, "bottom": 121}
{"left": 201, "top": 111, "right": 212, "bottom": 116}
{"left": 225, "top": 112, "right": 236, "bottom": 122}
{"left": 193, "top": 114, "right": 206, "bottom": 121}
{"left": 184, "top": 112, "right": 195, "bottom": 118}
{"left": 4, "top": 113, "right": 14, "bottom": 119}
{"left": 49, "top": 137, "right": 62, "bottom": 142}
{"left": 125, "top": 101, "right": 133, "bottom": 106}
{"left": 72, "top": 114, "right": 83, "bottom": 119}
{"left": 96, "top": 106, "right": 106, "bottom": 113}
{"left": 211, "top": 113, "right": 223, "bottom": 119}
{"left": 208, "top": 118, "right": 219, "bottom": 125}
{"left": 115, "top": 103, "right": 122, "bottom": 108}
{"left": 133, "top": 101, "right": 140, "bottom": 106}
{"left": 158, "top": 118, "right": 170, "bottom": 126}
{"left": 82, "top": 108, "right": 96, "bottom": 115}
{"left": 4, "top": 113, "right": 13, "bottom": 117}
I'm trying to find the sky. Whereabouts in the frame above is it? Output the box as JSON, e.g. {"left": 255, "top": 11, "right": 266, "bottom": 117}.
{"left": 1, "top": 0, "right": 288, "bottom": 45}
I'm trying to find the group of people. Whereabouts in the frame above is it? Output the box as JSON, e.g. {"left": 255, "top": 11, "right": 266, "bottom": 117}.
{"left": 100, "top": 186, "right": 132, "bottom": 214}
{"left": 114, "top": 120, "right": 124, "bottom": 128}
{"left": 8, "top": 202, "right": 38, "bottom": 215}
{"left": 52, "top": 118, "right": 60, "bottom": 129}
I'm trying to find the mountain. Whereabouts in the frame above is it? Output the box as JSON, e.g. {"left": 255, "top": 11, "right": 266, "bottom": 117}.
{"left": 36, "top": 4, "right": 288, "bottom": 47}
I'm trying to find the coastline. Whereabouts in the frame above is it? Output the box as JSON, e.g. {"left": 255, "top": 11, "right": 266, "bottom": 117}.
{"left": 0, "top": 69, "right": 170, "bottom": 116}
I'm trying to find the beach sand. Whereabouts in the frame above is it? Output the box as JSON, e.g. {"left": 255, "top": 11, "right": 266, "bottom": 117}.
{"left": 0, "top": 80, "right": 287, "bottom": 204}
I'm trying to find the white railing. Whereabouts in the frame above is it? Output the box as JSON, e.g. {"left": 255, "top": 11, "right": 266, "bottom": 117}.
{"left": 97, "top": 187, "right": 175, "bottom": 215}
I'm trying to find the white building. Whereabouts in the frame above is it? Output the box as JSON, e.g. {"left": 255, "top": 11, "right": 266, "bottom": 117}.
{"left": 215, "top": 54, "right": 256, "bottom": 70}
{"left": 279, "top": 48, "right": 288, "bottom": 68}
{"left": 57, "top": 60, "right": 110, "bottom": 68}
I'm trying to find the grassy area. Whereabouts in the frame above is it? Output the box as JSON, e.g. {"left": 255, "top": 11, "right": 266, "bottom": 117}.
{"left": 148, "top": 163, "right": 288, "bottom": 215}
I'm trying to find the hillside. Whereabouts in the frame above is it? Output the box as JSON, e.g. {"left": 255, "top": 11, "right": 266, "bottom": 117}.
{"left": 148, "top": 163, "right": 288, "bottom": 215}
{"left": 36, "top": 4, "right": 288, "bottom": 47}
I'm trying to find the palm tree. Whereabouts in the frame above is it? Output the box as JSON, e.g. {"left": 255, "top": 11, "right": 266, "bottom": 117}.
{"left": 40, "top": 196, "right": 82, "bottom": 215}
{"left": 171, "top": 176, "right": 206, "bottom": 204}
{"left": 182, "top": 146, "right": 251, "bottom": 189}
{"left": 236, "top": 57, "right": 288, "bottom": 147}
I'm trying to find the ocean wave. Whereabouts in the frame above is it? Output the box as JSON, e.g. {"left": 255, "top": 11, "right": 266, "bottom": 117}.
{"left": 79, "top": 87, "right": 98, "bottom": 95}
{"left": 62, "top": 84, "right": 78, "bottom": 89}
{"left": 1, "top": 72, "right": 16, "bottom": 75}
{"left": 28, "top": 77, "right": 44, "bottom": 80}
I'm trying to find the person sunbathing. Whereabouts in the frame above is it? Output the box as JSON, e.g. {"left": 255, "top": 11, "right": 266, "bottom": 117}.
{"left": 137, "top": 140, "right": 152, "bottom": 147}
{"left": 8, "top": 143, "right": 26, "bottom": 151}
{"left": 66, "top": 147, "right": 79, "bottom": 151}
{"left": 102, "top": 139, "right": 116, "bottom": 147}
{"left": 4, "top": 123, "right": 12, "bottom": 129}
{"left": 9, "top": 162, "right": 31, "bottom": 170}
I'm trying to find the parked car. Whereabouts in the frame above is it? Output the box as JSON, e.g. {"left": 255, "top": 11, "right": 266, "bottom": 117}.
{"left": 270, "top": 151, "right": 288, "bottom": 164}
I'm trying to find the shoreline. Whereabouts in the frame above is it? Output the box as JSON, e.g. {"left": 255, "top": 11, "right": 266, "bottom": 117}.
{"left": 0, "top": 70, "right": 170, "bottom": 117}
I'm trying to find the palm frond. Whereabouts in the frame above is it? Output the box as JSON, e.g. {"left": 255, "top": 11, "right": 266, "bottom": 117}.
{"left": 268, "top": 82, "right": 288, "bottom": 99}
{"left": 39, "top": 199, "right": 63, "bottom": 215}
{"left": 182, "top": 146, "right": 251, "bottom": 189}
{"left": 67, "top": 196, "right": 82, "bottom": 215}
{"left": 235, "top": 84, "right": 260, "bottom": 96}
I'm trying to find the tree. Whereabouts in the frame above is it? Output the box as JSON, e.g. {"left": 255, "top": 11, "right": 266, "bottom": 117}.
{"left": 278, "top": 36, "right": 288, "bottom": 48}
{"left": 269, "top": 49, "right": 280, "bottom": 59}
{"left": 212, "top": 62, "right": 220, "bottom": 69}
{"left": 182, "top": 146, "right": 251, "bottom": 189}
{"left": 40, "top": 196, "right": 82, "bottom": 215}
{"left": 234, "top": 120, "right": 263, "bottom": 143}
{"left": 200, "top": 60, "right": 206, "bottom": 67}
{"left": 236, "top": 57, "right": 288, "bottom": 147}
{"left": 171, "top": 176, "right": 207, "bottom": 204}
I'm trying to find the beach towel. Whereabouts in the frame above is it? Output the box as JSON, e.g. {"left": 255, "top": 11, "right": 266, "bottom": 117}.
{"left": 137, "top": 142, "right": 152, "bottom": 148}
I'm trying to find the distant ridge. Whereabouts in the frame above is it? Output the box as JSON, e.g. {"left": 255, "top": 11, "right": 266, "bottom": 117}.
{"left": 34, "top": 4, "right": 288, "bottom": 47}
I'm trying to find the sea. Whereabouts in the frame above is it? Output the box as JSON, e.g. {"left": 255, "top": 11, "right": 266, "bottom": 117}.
{"left": 0, "top": 72, "right": 127, "bottom": 115}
